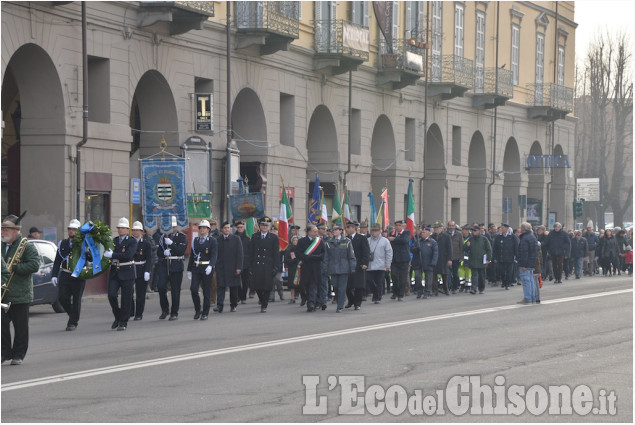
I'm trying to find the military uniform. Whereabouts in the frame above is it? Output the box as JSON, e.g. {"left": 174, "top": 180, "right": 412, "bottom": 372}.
{"left": 108, "top": 234, "right": 138, "bottom": 330}
{"left": 130, "top": 236, "right": 153, "bottom": 319}
{"left": 187, "top": 234, "right": 217, "bottom": 318}
{"left": 157, "top": 230, "right": 187, "bottom": 319}
{"left": 2, "top": 216, "right": 40, "bottom": 364}
{"left": 52, "top": 237, "right": 86, "bottom": 329}
{"left": 249, "top": 219, "right": 279, "bottom": 312}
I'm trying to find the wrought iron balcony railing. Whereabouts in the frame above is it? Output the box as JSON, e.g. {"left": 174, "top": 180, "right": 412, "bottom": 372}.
{"left": 378, "top": 38, "right": 425, "bottom": 75}
{"left": 174, "top": 1, "right": 214, "bottom": 16}
{"left": 314, "top": 19, "right": 370, "bottom": 61}
{"left": 527, "top": 83, "right": 573, "bottom": 111}
{"left": 473, "top": 67, "right": 513, "bottom": 98}
{"left": 429, "top": 54, "right": 474, "bottom": 88}
{"left": 235, "top": 1, "right": 299, "bottom": 38}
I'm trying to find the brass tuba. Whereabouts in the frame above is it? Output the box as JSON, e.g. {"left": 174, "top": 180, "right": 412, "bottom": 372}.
{"left": 1, "top": 237, "right": 29, "bottom": 311}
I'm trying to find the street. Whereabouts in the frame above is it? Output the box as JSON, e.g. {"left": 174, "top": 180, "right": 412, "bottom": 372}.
{"left": 1, "top": 275, "right": 632, "bottom": 422}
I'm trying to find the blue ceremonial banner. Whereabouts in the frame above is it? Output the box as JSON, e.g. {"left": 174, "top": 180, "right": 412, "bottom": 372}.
{"left": 140, "top": 157, "right": 188, "bottom": 232}
{"left": 308, "top": 174, "right": 321, "bottom": 225}
{"left": 368, "top": 191, "right": 377, "bottom": 224}
{"left": 229, "top": 193, "right": 264, "bottom": 219}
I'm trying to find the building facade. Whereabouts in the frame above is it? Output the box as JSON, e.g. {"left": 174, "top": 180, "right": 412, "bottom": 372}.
{"left": 1, "top": 1, "right": 577, "bottom": 239}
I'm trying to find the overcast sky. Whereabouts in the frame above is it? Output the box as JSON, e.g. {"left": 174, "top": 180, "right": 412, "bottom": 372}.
{"left": 574, "top": 0, "right": 634, "bottom": 65}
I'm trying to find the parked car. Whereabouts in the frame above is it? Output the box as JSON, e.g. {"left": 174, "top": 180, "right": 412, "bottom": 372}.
{"left": 28, "top": 239, "right": 64, "bottom": 313}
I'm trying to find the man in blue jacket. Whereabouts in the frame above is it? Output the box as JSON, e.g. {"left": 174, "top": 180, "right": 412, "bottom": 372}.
{"left": 543, "top": 222, "right": 571, "bottom": 284}
{"left": 418, "top": 226, "right": 438, "bottom": 299}
{"left": 493, "top": 223, "right": 519, "bottom": 290}
{"left": 583, "top": 226, "right": 599, "bottom": 276}
{"left": 517, "top": 222, "right": 538, "bottom": 305}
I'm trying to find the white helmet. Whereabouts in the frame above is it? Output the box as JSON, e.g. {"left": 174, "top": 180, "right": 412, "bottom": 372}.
{"left": 117, "top": 217, "right": 130, "bottom": 228}
{"left": 132, "top": 221, "right": 144, "bottom": 231}
{"left": 68, "top": 219, "right": 81, "bottom": 229}
{"left": 198, "top": 220, "right": 210, "bottom": 229}
{"left": 171, "top": 216, "right": 178, "bottom": 227}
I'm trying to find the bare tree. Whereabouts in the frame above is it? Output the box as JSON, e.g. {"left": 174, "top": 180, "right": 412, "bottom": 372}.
{"left": 575, "top": 31, "right": 633, "bottom": 228}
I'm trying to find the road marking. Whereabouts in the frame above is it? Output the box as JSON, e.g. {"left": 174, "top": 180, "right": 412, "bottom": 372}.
{"left": 2, "top": 288, "right": 631, "bottom": 392}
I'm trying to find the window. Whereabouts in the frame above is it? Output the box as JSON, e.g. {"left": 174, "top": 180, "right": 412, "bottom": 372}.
{"left": 280, "top": 93, "right": 295, "bottom": 147}
{"left": 405, "top": 118, "right": 415, "bottom": 161}
{"left": 405, "top": 2, "right": 425, "bottom": 40}
{"left": 85, "top": 192, "right": 110, "bottom": 225}
{"left": 475, "top": 11, "right": 485, "bottom": 92}
{"left": 452, "top": 125, "right": 461, "bottom": 165}
{"left": 535, "top": 33, "right": 545, "bottom": 103}
{"left": 351, "top": 108, "right": 361, "bottom": 155}
{"left": 34, "top": 241, "right": 56, "bottom": 265}
{"left": 431, "top": 1, "right": 443, "bottom": 81}
{"left": 511, "top": 24, "right": 520, "bottom": 85}
{"left": 454, "top": 3, "right": 464, "bottom": 57}
{"left": 236, "top": 2, "right": 264, "bottom": 28}
{"left": 315, "top": 1, "right": 337, "bottom": 52}
{"left": 351, "top": 1, "right": 369, "bottom": 27}
{"left": 557, "top": 45, "right": 565, "bottom": 85}
{"left": 88, "top": 56, "right": 110, "bottom": 123}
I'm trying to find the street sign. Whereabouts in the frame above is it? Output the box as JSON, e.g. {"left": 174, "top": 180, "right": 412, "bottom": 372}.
{"left": 130, "top": 178, "right": 141, "bottom": 204}
{"left": 576, "top": 178, "right": 600, "bottom": 202}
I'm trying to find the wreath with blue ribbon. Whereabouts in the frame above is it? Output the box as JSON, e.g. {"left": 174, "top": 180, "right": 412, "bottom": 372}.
{"left": 68, "top": 221, "right": 114, "bottom": 279}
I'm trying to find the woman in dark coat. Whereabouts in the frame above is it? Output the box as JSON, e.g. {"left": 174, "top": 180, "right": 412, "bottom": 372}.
{"left": 215, "top": 221, "right": 244, "bottom": 312}
{"left": 598, "top": 229, "right": 619, "bottom": 277}
{"left": 283, "top": 235, "right": 300, "bottom": 303}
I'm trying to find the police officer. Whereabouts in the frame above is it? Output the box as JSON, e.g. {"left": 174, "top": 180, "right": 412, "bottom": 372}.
{"left": 52, "top": 219, "right": 85, "bottom": 331}
{"left": 249, "top": 217, "right": 279, "bottom": 313}
{"left": 187, "top": 220, "right": 217, "bottom": 320}
{"left": 103, "top": 218, "right": 137, "bottom": 331}
{"left": 157, "top": 216, "right": 187, "bottom": 320}
{"left": 130, "top": 221, "right": 153, "bottom": 320}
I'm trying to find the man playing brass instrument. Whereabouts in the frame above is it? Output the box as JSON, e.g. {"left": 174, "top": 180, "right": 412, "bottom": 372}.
{"left": 1, "top": 214, "right": 40, "bottom": 365}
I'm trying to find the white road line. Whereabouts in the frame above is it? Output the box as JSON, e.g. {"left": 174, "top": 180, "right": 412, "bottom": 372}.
{"left": 2, "top": 288, "right": 631, "bottom": 392}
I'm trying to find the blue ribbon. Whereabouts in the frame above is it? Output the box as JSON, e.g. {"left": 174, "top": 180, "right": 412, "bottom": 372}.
{"left": 72, "top": 222, "right": 103, "bottom": 277}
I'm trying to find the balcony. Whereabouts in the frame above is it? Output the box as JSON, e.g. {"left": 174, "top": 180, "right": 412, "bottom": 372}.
{"left": 427, "top": 55, "right": 474, "bottom": 100}
{"left": 314, "top": 20, "right": 370, "bottom": 75}
{"left": 527, "top": 83, "right": 574, "bottom": 121}
{"left": 377, "top": 39, "right": 425, "bottom": 90}
{"left": 235, "top": 2, "right": 299, "bottom": 55}
{"left": 138, "top": 2, "right": 214, "bottom": 36}
{"left": 472, "top": 67, "right": 513, "bottom": 108}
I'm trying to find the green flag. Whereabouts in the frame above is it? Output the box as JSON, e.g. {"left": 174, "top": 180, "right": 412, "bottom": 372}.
{"left": 331, "top": 188, "right": 343, "bottom": 226}
{"left": 246, "top": 217, "right": 256, "bottom": 237}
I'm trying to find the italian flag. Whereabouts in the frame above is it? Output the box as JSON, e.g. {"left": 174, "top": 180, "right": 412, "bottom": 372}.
{"left": 320, "top": 188, "right": 328, "bottom": 223}
{"left": 406, "top": 178, "right": 415, "bottom": 238}
{"left": 331, "top": 187, "right": 343, "bottom": 226}
{"left": 246, "top": 217, "right": 256, "bottom": 237}
{"left": 279, "top": 184, "right": 292, "bottom": 250}
{"left": 342, "top": 188, "right": 351, "bottom": 224}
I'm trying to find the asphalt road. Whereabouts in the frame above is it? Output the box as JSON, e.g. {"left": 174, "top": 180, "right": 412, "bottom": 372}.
{"left": 1, "top": 275, "right": 632, "bottom": 422}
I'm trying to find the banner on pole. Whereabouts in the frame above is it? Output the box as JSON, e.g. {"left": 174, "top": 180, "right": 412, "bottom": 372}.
{"left": 140, "top": 157, "right": 188, "bottom": 231}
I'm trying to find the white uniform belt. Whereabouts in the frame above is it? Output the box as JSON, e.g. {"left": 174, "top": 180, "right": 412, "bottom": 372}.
{"left": 166, "top": 256, "right": 184, "bottom": 260}
{"left": 113, "top": 260, "right": 135, "bottom": 267}
{"left": 194, "top": 260, "right": 210, "bottom": 266}
{"left": 134, "top": 261, "right": 146, "bottom": 265}
{"left": 61, "top": 268, "right": 73, "bottom": 274}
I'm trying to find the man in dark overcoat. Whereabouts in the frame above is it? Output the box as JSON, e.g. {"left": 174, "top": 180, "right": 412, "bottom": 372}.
{"left": 296, "top": 224, "right": 325, "bottom": 312}
{"left": 216, "top": 221, "right": 243, "bottom": 313}
{"left": 249, "top": 217, "right": 279, "bottom": 312}
{"left": 345, "top": 221, "right": 370, "bottom": 310}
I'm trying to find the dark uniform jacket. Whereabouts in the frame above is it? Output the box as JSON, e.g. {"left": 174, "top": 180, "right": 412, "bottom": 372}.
{"left": 418, "top": 236, "right": 439, "bottom": 271}
{"left": 493, "top": 232, "right": 520, "bottom": 263}
{"left": 215, "top": 234, "right": 243, "bottom": 287}
{"left": 157, "top": 231, "right": 187, "bottom": 273}
{"left": 235, "top": 231, "right": 251, "bottom": 272}
{"left": 249, "top": 231, "right": 280, "bottom": 290}
{"left": 389, "top": 230, "right": 411, "bottom": 263}
{"left": 410, "top": 235, "right": 423, "bottom": 271}
{"left": 133, "top": 236, "right": 153, "bottom": 279}
{"left": 517, "top": 231, "right": 538, "bottom": 269}
{"left": 348, "top": 233, "right": 370, "bottom": 289}
{"left": 187, "top": 235, "right": 218, "bottom": 274}
{"left": 110, "top": 235, "right": 138, "bottom": 281}
{"left": 52, "top": 238, "right": 85, "bottom": 282}
{"left": 2, "top": 235, "right": 39, "bottom": 304}
{"left": 296, "top": 235, "right": 325, "bottom": 288}
{"left": 432, "top": 231, "right": 452, "bottom": 274}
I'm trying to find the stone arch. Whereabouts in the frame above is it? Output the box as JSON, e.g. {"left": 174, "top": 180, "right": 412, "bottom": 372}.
{"left": 306, "top": 104, "right": 339, "bottom": 181}
{"left": 527, "top": 141, "right": 545, "bottom": 224}
{"left": 467, "top": 131, "right": 487, "bottom": 224}
{"left": 422, "top": 123, "right": 446, "bottom": 222}
{"left": 550, "top": 144, "right": 566, "bottom": 225}
{"left": 1, "top": 43, "right": 65, "bottom": 224}
{"left": 370, "top": 114, "right": 396, "bottom": 222}
{"left": 232, "top": 87, "right": 268, "bottom": 159}
{"left": 502, "top": 137, "right": 521, "bottom": 227}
